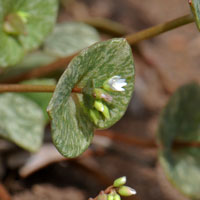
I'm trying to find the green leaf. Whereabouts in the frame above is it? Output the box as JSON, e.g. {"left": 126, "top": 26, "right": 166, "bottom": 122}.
{"left": 0, "top": 93, "right": 45, "bottom": 152}
{"left": 44, "top": 22, "right": 100, "bottom": 57}
{"left": 0, "top": 0, "right": 58, "bottom": 67}
{"left": 22, "top": 79, "right": 56, "bottom": 122}
{"left": 0, "top": 31, "right": 24, "bottom": 67}
{"left": 48, "top": 38, "right": 135, "bottom": 157}
{"left": 158, "top": 83, "right": 200, "bottom": 199}
{"left": 48, "top": 95, "right": 94, "bottom": 158}
{"left": 189, "top": 0, "right": 200, "bottom": 31}
{"left": 17, "top": 0, "right": 58, "bottom": 51}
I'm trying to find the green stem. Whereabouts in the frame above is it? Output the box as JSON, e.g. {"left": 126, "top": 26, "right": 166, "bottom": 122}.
{"left": 81, "top": 18, "right": 128, "bottom": 37}
{"left": 0, "top": 84, "right": 82, "bottom": 93}
{"left": 126, "top": 14, "right": 194, "bottom": 44}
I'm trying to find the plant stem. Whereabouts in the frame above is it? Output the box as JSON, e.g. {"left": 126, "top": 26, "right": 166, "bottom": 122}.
{"left": 0, "top": 84, "right": 82, "bottom": 93}
{"left": 125, "top": 14, "right": 194, "bottom": 44}
{"left": 89, "top": 186, "right": 114, "bottom": 200}
{"left": 61, "top": 0, "right": 128, "bottom": 37}
{"left": 1, "top": 14, "right": 195, "bottom": 84}
{"left": 81, "top": 18, "right": 128, "bottom": 37}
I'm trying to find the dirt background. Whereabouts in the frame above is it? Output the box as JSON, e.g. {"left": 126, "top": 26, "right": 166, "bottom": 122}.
{"left": 1, "top": 0, "right": 200, "bottom": 199}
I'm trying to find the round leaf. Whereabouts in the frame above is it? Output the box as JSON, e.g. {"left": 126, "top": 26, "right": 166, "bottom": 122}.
{"left": 48, "top": 38, "right": 135, "bottom": 157}
{"left": 0, "top": 0, "right": 58, "bottom": 67}
{"left": 0, "top": 93, "right": 45, "bottom": 152}
{"left": 17, "top": 0, "right": 58, "bottom": 51}
{"left": 44, "top": 22, "right": 100, "bottom": 57}
{"left": 158, "top": 83, "right": 200, "bottom": 199}
{"left": 189, "top": 0, "right": 200, "bottom": 31}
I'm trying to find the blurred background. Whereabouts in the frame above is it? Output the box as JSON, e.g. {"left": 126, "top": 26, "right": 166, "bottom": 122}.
{"left": 0, "top": 0, "right": 200, "bottom": 199}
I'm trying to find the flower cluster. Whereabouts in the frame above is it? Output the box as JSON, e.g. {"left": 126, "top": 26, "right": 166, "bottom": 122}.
{"left": 89, "top": 76, "right": 127, "bottom": 125}
{"left": 90, "top": 176, "right": 136, "bottom": 200}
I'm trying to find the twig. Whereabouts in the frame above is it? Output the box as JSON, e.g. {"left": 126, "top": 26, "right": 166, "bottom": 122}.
{"left": 0, "top": 84, "right": 82, "bottom": 93}
{"left": 61, "top": 0, "right": 128, "bottom": 37}
{"left": 173, "top": 140, "right": 200, "bottom": 149}
{"left": 126, "top": 14, "right": 194, "bottom": 44}
{"left": 81, "top": 18, "right": 128, "bottom": 37}
{"left": 89, "top": 186, "right": 114, "bottom": 200}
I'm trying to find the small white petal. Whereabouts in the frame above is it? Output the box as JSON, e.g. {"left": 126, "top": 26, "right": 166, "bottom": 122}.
{"left": 117, "top": 87, "right": 125, "bottom": 91}
{"left": 112, "top": 82, "right": 127, "bottom": 91}
{"left": 118, "top": 82, "right": 127, "bottom": 87}
{"left": 117, "top": 79, "right": 126, "bottom": 83}
{"left": 112, "top": 83, "right": 124, "bottom": 91}
{"left": 130, "top": 188, "right": 137, "bottom": 195}
{"left": 107, "top": 76, "right": 127, "bottom": 91}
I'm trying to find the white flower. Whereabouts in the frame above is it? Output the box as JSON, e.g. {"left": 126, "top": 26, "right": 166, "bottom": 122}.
{"left": 105, "top": 75, "right": 127, "bottom": 92}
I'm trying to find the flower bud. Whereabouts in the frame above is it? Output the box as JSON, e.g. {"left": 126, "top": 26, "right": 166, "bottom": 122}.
{"left": 93, "top": 88, "right": 112, "bottom": 103}
{"left": 3, "top": 13, "right": 26, "bottom": 35}
{"left": 94, "top": 101, "right": 110, "bottom": 119}
{"left": 107, "top": 194, "right": 114, "bottom": 200}
{"left": 89, "top": 109, "right": 100, "bottom": 125}
{"left": 97, "top": 193, "right": 107, "bottom": 200}
{"left": 102, "top": 104, "right": 110, "bottom": 119}
{"left": 113, "top": 194, "right": 121, "bottom": 200}
{"left": 17, "top": 11, "right": 29, "bottom": 23}
{"left": 113, "top": 176, "right": 126, "bottom": 187}
{"left": 94, "top": 100, "right": 104, "bottom": 112}
{"left": 117, "top": 186, "right": 136, "bottom": 197}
